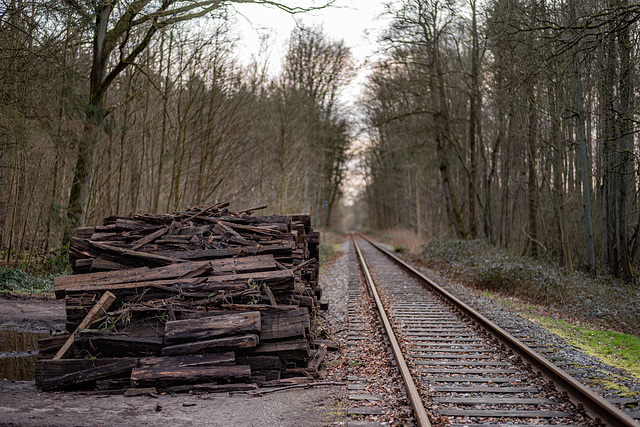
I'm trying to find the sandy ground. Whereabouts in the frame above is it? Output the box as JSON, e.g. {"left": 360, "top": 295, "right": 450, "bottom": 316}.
{"left": 0, "top": 294, "right": 349, "bottom": 427}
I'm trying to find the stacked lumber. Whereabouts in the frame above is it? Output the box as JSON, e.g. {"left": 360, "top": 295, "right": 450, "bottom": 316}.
{"left": 37, "top": 203, "right": 328, "bottom": 392}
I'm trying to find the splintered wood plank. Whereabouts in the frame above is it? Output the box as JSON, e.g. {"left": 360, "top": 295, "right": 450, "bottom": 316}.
{"left": 220, "top": 304, "right": 300, "bottom": 311}
{"left": 41, "top": 358, "right": 137, "bottom": 391}
{"left": 138, "top": 352, "right": 236, "bottom": 369}
{"left": 235, "top": 355, "right": 281, "bottom": 370}
{"left": 220, "top": 222, "right": 281, "bottom": 236}
{"left": 82, "top": 267, "right": 290, "bottom": 294}
{"left": 259, "top": 320, "right": 306, "bottom": 341}
{"left": 214, "top": 222, "right": 256, "bottom": 246}
{"left": 54, "top": 255, "right": 277, "bottom": 298}
{"left": 247, "top": 339, "right": 310, "bottom": 360}
{"left": 130, "top": 227, "right": 169, "bottom": 251}
{"left": 89, "top": 258, "right": 128, "bottom": 271}
{"left": 159, "top": 242, "right": 296, "bottom": 260}
{"left": 35, "top": 359, "right": 120, "bottom": 387}
{"left": 75, "top": 332, "right": 164, "bottom": 357}
{"left": 306, "top": 343, "right": 327, "bottom": 372}
{"left": 55, "top": 267, "right": 149, "bottom": 298}
{"left": 54, "top": 291, "right": 116, "bottom": 359}
{"left": 161, "top": 334, "right": 259, "bottom": 356}
{"left": 131, "top": 364, "right": 251, "bottom": 387}
{"left": 206, "top": 269, "right": 295, "bottom": 290}
{"left": 85, "top": 239, "right": 183, "bottom": 263}
{"left": 164, "top": 311, "right": 261, "bottom": 344}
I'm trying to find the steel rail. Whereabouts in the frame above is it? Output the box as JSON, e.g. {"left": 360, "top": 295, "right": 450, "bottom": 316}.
{"left": 351, "top": 235, "right": 432, "bottom": 427}
{"left": 359, "top": 233, "right": 638, "bottom": 427}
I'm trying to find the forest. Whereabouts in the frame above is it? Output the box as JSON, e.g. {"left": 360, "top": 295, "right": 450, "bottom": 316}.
{"left": 1, "top": 0, "right": 640, "bottom": 281}
{"left": 1, "top": 0, "right": 353, "bottom": 268}
{"left": 360, "top": 0, "right": 640, "bottom": 281}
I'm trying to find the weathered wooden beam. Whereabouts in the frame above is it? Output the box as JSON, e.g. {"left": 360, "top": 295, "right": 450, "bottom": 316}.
{"left": 87, "top": 239, "right": 183, "bottom": 264}
{"left": 35, "top": 359, "right": 119, "bottom": 387}
{"left": 306, "top": 343, "right": 327, "bottom": 373}
{"left": 259, "top": 320, "right": 306, "bottom": 342}
{"left": 55, "top": 255, "right": 277, "bottom": 298}
{"left": 235, "top": 355, "right": 281, "bottom": 371}
{"left": 62, "top": 269, "right": 293, "bottom": 297}
{"left": 158, "top": 242, "right": 296, "bottom": 260}
{"left": 245, "top": 339, "right": 310, "bottom": 361}
{"left": 130, "top": 227, "right": 169, "bottom": 251}
{"left": 54, "top": 291, "right": 116, "bottom": 359}
{"left": 75, "top": 330, "right": 164, "bottom": 357}
{"left": 41, "top": 358, "right": 137, "bottom": 391}
{"left": 131, "top": 364, "right": 251, "bottom": 387}
{"left": 164, "top": 312, "right": 261, "bottom": 344}
{"left": 161, "top": 334, "right": 259, "bottom": 356}
{"left": 138, "top": 352, "right": 235, "bottom": 369}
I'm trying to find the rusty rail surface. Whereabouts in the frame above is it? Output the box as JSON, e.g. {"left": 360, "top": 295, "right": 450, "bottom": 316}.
{"left": 352, "top": 235, "right": 432, "bottom": 427}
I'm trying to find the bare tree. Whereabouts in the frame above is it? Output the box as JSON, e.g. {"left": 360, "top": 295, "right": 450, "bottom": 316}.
{"left": 63, "top": 0, "right": 332, "bottom": 242}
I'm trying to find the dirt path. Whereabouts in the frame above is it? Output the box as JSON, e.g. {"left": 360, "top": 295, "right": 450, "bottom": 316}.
{"left": 0, "top": 296, "right": 65, "bottom": 332}
{"left": 0, "top": 380, "right": 345, "bottom": 427}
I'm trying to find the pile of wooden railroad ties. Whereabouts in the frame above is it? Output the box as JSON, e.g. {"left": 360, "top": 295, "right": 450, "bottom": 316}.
{"left": 36, "top": 203, "right": 334, "bottom": 394}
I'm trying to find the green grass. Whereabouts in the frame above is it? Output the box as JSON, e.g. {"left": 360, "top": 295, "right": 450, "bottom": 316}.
{"left": 480, "top": 290, "right": 514, "bottom": 307}
{"left": 525, "top": 314, "right": 640, "bottom": 382}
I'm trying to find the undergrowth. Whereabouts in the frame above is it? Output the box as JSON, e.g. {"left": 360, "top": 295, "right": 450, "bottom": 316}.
{"left": 319, "top": 229, "right": 346, "bottom": 266}
{"left": 423, "top": 238, "right": 640, "bottom": 336}
{"left": 372, "top": 228, "right": 424, "bottom": 254}
{"left": 0, "top": 268, "right": 56, "bottom": 294}
{"left": 0, "top": 246, "right": 71, "bottom": 295}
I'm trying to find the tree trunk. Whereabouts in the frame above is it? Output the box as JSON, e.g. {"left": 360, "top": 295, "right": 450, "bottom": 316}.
{"left": 526, "top": 86, "right": 539, "bottom": 258}
{"left": 431, "top": 39, "right": 465, "bottom": 239}
{"left": 64, "top": 4, "right": 112, "bottom": 242}
{"left": 468, "top": 0, "right": 480, "bottom": 239}
{"left": 548, "top": 73, "right": 572, "bottom": 270}
{"left": 601, "top": 30, "right": 618, "bottom": 276}
{"left": 569, "top": 0, "right": 596, "bottom": 273}
{"left": 617, "top": 13, "right": 633, "bottom": 281}
{"left": 415, "top": 166, "right": 423, "bottom": 240}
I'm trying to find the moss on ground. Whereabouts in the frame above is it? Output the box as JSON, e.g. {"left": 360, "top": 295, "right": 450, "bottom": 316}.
{"left": 522, "top": 313, "right": 640, "bottom": 382}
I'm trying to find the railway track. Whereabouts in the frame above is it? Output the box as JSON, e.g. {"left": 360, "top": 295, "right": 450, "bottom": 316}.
{"left": 350, "top": 234, "right": 639, "bottom": 427}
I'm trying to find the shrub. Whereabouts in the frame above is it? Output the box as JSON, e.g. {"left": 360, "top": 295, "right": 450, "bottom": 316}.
{"left": 0, "top": 268, "right": 55, "bottom": 294}
{"left": 422, "top": 238, "right": 640, "bottom": 335}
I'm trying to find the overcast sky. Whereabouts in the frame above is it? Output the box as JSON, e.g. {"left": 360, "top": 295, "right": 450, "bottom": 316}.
{"left": 230, "top": 0, "right": 392, "bottom": 103}
{"left": 228, "top": 1, "right": 392, "bottom": 204}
